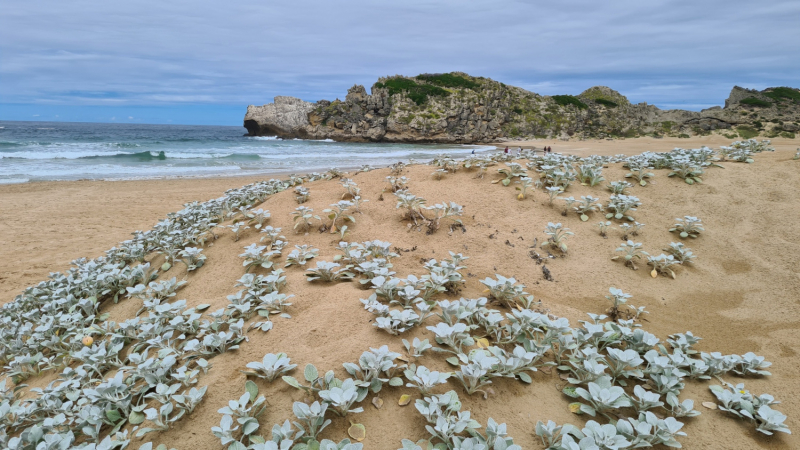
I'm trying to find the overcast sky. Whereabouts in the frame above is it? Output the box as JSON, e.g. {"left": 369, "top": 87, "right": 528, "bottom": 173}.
{"left": 1, "top": 0, "right": 798, "bottom": 125}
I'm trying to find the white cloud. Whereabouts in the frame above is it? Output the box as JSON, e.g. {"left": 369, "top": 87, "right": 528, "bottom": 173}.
{"left": 0, "top": 0, "right": 798, "bottom": 113}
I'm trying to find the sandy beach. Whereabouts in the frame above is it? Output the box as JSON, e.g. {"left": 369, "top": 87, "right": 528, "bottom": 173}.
{"left": 1, "top": 137, "right": 798, "bottom": 449}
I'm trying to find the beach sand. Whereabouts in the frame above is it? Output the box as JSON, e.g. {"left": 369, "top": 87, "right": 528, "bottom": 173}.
{"left": 1, "top": 137, "right": 798, "bottom": 449}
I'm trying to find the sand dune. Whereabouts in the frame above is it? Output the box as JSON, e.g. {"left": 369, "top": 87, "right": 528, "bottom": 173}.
{"left": 1, "top": 138, "right": 798, "bottom": 449}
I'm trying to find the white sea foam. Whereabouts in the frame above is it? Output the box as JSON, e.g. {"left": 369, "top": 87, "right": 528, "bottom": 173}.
{"left": 0, "top": 178, "right": 30, "bottom": 184}
{"left": 0, "top": 150, "right": 131, "bottom": 160}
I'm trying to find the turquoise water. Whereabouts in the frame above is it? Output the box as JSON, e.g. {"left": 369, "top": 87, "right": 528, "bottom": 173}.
{"left": 0, "top": 121, "right": 492, "bottom": 183}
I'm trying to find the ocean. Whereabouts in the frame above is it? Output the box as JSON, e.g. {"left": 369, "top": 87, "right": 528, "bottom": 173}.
{"left": 0, "top": 121, "right": 493, "bottom": 184}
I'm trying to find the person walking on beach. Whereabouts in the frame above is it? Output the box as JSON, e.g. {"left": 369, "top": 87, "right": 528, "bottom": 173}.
{"left": 504, "top": 146, "right": 509, "bottom": 154}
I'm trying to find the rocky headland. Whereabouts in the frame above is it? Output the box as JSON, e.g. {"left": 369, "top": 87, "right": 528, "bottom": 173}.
{"left": 244, "top": 73, "right": 800, "bottom": 143}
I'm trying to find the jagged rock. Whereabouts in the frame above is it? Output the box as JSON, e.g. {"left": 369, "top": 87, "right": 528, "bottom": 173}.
{"left": 243, "top": 73, "right": 800, "bottom": 142}
{"left": 243, "top": 96, "right": 316, "bottom": 137}
{"left": 724, "top": 86, "right": 765, "bottom": 108}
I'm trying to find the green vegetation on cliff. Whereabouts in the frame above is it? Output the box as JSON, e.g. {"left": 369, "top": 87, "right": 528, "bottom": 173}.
{"left": 764, "top": 87, "right": 800, "bottom": 103}
{"left": 740, "top": 97, "right": 772, "bottom": 107}
{"left": 415, "top": 73, "right": 480, "bottom": 90}
{"left": 552, "top": 95, "right": 588, "bottom": 109}
{"left": 374, "top": 73, "right": 483, "bottom": 105}
{"left": 595, "top": 98, "right": 619, "bottom": 108}
{"left": 374, "top": 78, "right": 450, "bottom": 105}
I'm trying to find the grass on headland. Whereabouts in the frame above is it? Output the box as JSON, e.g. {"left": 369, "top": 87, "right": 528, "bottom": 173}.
{"left": 594, "top": 98, "right": 619, "bottom": 108}
{"left": 416, "top": 73, "right": 480, "bottom": 90}
{"left": 739, "top": 97, "right": 772, "bottom": 108}
{"left": 374, "top": 77, "right": 450, "bottom": 105}
{"left": 764, "top": 87, "right": 800, "bottom": 103}
{"left": 552, "top": 95, "right": 588, "bottom": 109}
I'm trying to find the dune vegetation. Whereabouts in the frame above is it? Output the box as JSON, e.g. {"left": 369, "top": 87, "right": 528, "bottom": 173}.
{"left": 1, "top": 139, "right": 799, "bottom": 450}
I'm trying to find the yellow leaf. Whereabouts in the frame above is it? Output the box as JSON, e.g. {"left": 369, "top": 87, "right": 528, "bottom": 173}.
{"left": 476, "top": 338, "right": 490, "bottom": 349}
{"left": 650, "top": 269, "right": 658, "bottom": 278}
{"left": 399, "top": 394, "right": 412, "bottom": 406}
{"left": 702, "top": 401, "right": 717, "bottom": 410}
{"left": 517, "top": 193, "right": 524, "bottom": 200}
{"left": 348, "top": 422, "right": 366, "bottom": 442}
{"left": 372, "top": 397, "right": 384, "bottom": 409}
{"left": 568, "top": 402, "right": 584, "bottom": 414}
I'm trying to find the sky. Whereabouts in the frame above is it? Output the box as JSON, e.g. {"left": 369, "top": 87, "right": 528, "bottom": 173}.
{"left": 1, "top": 0, "right": 798, "bottom": 126}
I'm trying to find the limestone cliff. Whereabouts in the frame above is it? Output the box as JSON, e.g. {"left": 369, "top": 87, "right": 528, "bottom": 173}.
{"left": 243, "top": 73, "right": 800, "bottom": 142}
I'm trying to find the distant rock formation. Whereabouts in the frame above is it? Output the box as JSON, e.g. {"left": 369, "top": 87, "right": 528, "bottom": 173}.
{"left": 244, "top": 73, "right": 800, "bottom": 142}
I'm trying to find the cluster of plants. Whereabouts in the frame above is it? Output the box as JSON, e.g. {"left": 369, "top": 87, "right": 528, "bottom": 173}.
{"left": 212, "top": 379, "right": 365, "bottom": 450}
{"left": 0, "top": 171, "right": 322, "bottom": 448}
{"left": 470, "top": 141, "right": 769, "bottom": 202}
{"left": 461, "top": 154, "right": 499, "bottom": 179}
{"left": 532, "top": 159, "right": 578, "bottom": 192}
{"left": 295, "top": 187, "right": 310, "bottom": 204}
{"left": 576, "top": 163, "right": 605, "bottom": 186}
{"left": 429, "top": 154, "right": 462, "bottom": 177}
{"left": 718, "top": 140, "right": 773, "bottom": 164}
{"left": 356, "top": 243, "right": 789, "bottom": 448}
{"left": 386, "top": 175, "right": 410, "bottom": 193}
{"left": 541, "top": 222, "right": 574, "bottom": 254}
{"left": 395, "top": 192, "right": 463, "bottom": 234}
{"left": 670, "top": 216, "right": 704, "bottom": 238}
{"left": 623, "top": 157, "right": 655, "bottom": 186}
{"left": 612, "top": 240, "right": 696, "bottom": 277}
{"left": 360, "top": 251, "right": 472, "bottom": 335}
{"left": 323, "top": 200, "right": 357, "bottom": 235}
{"left": 605, "top": 195, "right": 641, "bottom": 222}
{"left": 558, "top": 195, "right": 601, "bottom": 221}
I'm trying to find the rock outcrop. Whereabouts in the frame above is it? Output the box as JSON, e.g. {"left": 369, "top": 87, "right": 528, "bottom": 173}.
{"left": 244, "top": 73, "right": 800, "bottom": 142}
{"left": 244, "top": 96, "right": 317, "bottom": 137}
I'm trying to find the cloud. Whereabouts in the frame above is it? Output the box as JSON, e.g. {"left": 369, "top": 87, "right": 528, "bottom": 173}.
{"left": 1, "top": 0, "right": 799, "bottom": 125}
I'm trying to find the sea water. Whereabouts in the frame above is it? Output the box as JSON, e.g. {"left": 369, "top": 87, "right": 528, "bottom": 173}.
{"left": 0, "top": 121, "right": 493, "bottom": 183}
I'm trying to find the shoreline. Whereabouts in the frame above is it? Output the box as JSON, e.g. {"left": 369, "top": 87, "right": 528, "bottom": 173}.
{"left": 3, "top": 136, "right": 796, "bottom": 187}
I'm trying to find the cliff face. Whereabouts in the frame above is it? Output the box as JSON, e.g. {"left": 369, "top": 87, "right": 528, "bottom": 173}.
{"left": 243, "top": 73, "right": 800, "bottom": 142}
